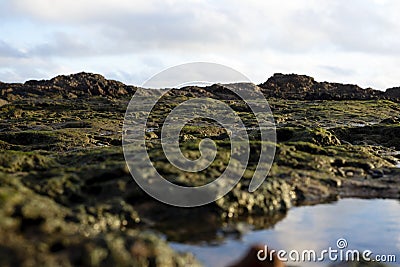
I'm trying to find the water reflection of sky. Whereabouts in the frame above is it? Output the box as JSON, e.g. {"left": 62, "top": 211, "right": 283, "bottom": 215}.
{"left": 171, "top": 199, "right": 400, "bottom": 267}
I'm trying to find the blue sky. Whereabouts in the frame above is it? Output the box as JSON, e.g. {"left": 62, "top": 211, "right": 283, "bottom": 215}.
{"left": 0, "top": 0, "right": 400, "bottom": 89}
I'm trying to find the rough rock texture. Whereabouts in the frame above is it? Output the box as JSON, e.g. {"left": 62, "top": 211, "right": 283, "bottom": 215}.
{"left": 0, "top": 72, "right": 400, "bottom": 266}
{"left": 1, "top": 72, "right": 400, "bottom": 102}
{"left": 384, "top": 86, "right": 400, "bottom": 99}
{"left": 258, "top": 73, "right": 386, "bottom": 100}
{"left": 0, "top": 72, "right": 137, "bottom": 100}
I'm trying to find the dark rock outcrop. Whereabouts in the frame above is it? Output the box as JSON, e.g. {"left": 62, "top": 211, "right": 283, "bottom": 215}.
{"left": 1, "top": 71, "right": 400, "bottom": 102}
{"left": 0, "top": 72, "right": 137, "bottom": 100}
{"left": 258, "top": 73, "right": 385, "bottom": 100}
{"left": 384, "top": 87, "right": 400, "bottom": 99}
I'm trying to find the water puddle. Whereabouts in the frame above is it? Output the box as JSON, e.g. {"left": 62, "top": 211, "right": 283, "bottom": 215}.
{"left": 146, "top": 127, "right": 158, "bottom": 133}
{"left": 95, "top": 142, "right": 109, "bottom": 147}
{"left": 171, "top": 199, "right": 400, "bottom": 266}
{"left": 99, "top": 130, "right": 114, "bottom": 136}
{"left": 349, "top": 123, "right": 367, "bottom": 127}
{"left": 348, "top": 121, "right": 380, "bottom": 128}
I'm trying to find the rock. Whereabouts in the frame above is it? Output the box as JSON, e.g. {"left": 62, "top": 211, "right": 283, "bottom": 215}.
{"left": 277, "top": 127, "right": 341, "bottom": 146}
{"left": 0, "top": 72, "right": 137, "bottom": 100}
{"left": 384, "top": 87, "right": 400, "bottom": 99}
{"left": 333, "top": 124, "right": 400, "bottom": 150}
{"left": 0, "top": 98, "right": 8, "bottom": 106}
{"left": 258, "top": 73, "right": 384, "bottom": 101}
{"left": 145, "top": 131, "right": 159, "bottom": 139}
{"left": 1, "top": 72, "right": 399, "bottom": 102}
{"left": 369, "top": 169, "right": 384, "bottom": 179}
{"left": 1, "top": 72, "right": 400, "bottom": 266}
{"left": 380, "top": 117, "right": 399, "bottom": 124}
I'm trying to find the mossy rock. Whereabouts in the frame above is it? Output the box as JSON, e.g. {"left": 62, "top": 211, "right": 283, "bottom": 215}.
{"left": 277, "top": 127, "right": 341, "bottom": 146}
{"left": 333, "top": 124, "right": 400, "bottom": 149}
{"left": 0, "top": 131, "right": 59, "bottom": 146}
{"left": 285, "top": 141, "right": 327, "bottom": 154}
{"left": 216, "top": 178, "right": 295, "bottom": 217}
{"left": 0, "top": 151, "right": 56, "bottom": 172}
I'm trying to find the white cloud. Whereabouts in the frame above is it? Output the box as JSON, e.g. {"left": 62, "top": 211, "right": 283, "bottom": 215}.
{"left": 0, "top": 40, "right": 26, "bottom": 58}
{"left": 0, "top": 0, "right": 400, "bottom": 88}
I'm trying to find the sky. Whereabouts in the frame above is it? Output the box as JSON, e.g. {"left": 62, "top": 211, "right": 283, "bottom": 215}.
{"left": 0, "top": 0, "right": 400, "bottom": 90}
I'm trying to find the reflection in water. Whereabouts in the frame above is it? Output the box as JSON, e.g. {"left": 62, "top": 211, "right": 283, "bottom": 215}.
{"left": 157, "top": 210, "right": 287, "bottom": 244}
{"left": 171, "top": 199, "right": 400, "bottom": 267}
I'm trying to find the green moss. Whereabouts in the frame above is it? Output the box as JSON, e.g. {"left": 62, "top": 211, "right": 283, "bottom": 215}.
{"left": 333, "top": 124, "right": 400, "bottom": 149}
{"left": 0, "top": 131, "right": 58, "bottom": 146}
{"left": 285, "top": 141, "right": 327, "bottom": 154}
{"left": 0, "top": 151, "right": 56, "bottom": 173}
{"left": 277, "top": 127, "right": 340, "bottom": 146}
{"left": 1, "top": 91, "right": 400, "bottom": 266}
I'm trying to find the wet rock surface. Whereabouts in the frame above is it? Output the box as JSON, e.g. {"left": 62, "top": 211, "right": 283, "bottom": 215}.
{"left": 1, "top": 73, "right": 400, "bottom": 266}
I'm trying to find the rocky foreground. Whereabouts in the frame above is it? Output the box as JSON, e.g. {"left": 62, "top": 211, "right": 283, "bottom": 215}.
{"left": 1, "top": 72, "right": 400, "bottom": 267}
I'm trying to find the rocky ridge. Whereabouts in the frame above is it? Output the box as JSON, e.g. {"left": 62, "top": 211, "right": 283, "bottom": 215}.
{"left": 259, "top": 73, "right": 385, "bottom": 100}
{"left": 0, "top": 72, "right": 137, "bottom": 101}
{"left": 1, "top": 72, "right": 400, "bottom": 101}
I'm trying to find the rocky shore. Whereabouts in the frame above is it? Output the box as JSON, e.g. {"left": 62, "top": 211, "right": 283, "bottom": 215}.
{"left": 1, "top": 72, "right": 399, "bottom": 266}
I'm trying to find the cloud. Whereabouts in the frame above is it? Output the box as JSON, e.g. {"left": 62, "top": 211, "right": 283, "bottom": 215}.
{"left": 316, "top": 0, "right": 400, "bottom": 54}
{"left": 4, "top": 0, "right": 400, "bottom": 55}
{"left": 6, "top": 0, "right": 228, "bottom": 26}
{"left": 0, "top": 40, "right": 26, "bottom": 58}
{"left": 0, "top": 0, "right": 400, "bottom": 88}
{"left": 11, "top": 0, "right": 397, "bottom": 55}
{"left": 318, "top": 65, "right": 356, "bottom": 77}
{"left": 235, "top": 0, "right": 400, "bottom": 55}
{"left": 0, "top": 56, "right": 61, "bottom": 82}
{"left": 29, "top": 32, "right": 95, "bottom": 57}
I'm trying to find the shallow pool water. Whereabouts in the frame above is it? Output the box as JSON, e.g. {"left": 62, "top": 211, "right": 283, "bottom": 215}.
{"left": 171, "top": 198, "right": 400, "bottom": 266}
